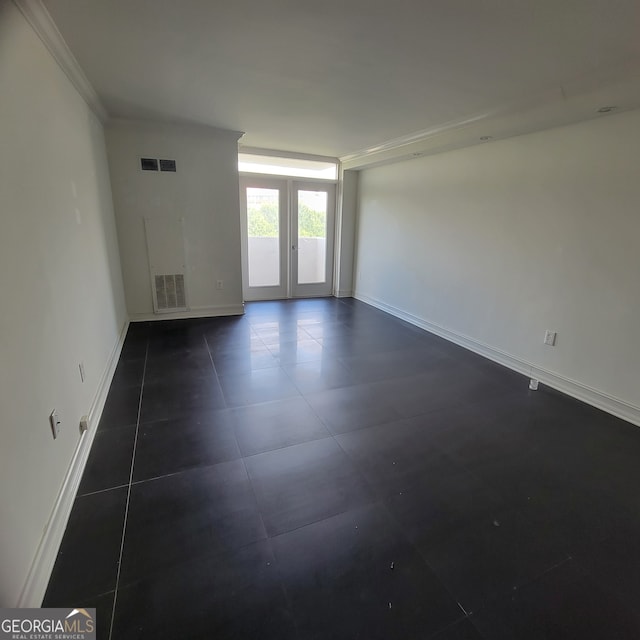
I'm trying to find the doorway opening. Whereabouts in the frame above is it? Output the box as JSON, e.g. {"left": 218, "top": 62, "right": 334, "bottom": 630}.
{"left": 239, "top": 176, "right": 336, "bottom": 301}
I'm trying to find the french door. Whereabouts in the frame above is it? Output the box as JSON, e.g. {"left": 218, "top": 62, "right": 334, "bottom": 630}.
{"left": 239, "top": 177, "right": 336, "bottom": 301}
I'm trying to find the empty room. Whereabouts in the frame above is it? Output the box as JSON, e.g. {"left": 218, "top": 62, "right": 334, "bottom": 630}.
{"left": 2, "top": 0, "right": 640, "bottom": 638}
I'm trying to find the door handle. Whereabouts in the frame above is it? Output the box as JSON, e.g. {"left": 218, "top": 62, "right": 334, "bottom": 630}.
{"left": 292, "top": 245, "right": 296, "bottom": 250}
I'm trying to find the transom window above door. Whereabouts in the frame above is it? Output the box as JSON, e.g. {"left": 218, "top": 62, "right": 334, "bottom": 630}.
{"left": 238, "top": 151, "right": 337, "bottom": 180}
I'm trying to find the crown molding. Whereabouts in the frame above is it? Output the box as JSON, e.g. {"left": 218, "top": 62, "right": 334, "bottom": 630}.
{"left": 13, "top": 0, "right": 108, "bottom": 122}
{"left": 107, "top": 117, "right": 245, "bottom": 141}
{"left": 340, "top": 62, "right": 640, "bottom": 170}
{"left": 339, "top": 108, "right": 500, "bottom": 164}
{"left": 338, "top": 85, "right": 567, "bottom": 169}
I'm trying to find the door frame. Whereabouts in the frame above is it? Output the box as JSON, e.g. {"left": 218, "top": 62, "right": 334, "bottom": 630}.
{"left": 239, "top": 176, "right": 336, "bottom": 301}
{"left": 291, "top": 181, "right": 336, "bottom": 298}
{"left": 239, "top": 176, "right": 289, "bottom": 301}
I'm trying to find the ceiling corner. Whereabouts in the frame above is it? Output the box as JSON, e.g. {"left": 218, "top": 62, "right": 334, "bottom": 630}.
{"left": 13, "top": 0, "right": 108, "bottom": 122}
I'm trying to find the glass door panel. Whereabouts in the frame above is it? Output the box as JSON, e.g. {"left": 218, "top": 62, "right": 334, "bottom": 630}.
{"left": 247, "top": 187, "right": 280, "bottom": 287}
{"left": 297, "top": 190, "right": 328, "bottom": 285}
{"left": 240, "top": 177, "right": 288, "bottom": 301}
{"left": 292, "top": 182, "right": 335, "bottom": 298}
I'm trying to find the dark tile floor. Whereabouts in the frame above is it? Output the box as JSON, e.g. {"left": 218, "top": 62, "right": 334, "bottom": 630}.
{"left": 43, "top": 297, "right": 640, "bottom": 639}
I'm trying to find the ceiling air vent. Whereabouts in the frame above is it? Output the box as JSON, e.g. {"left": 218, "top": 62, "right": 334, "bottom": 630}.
{"left": 141, "top": 158, "right": 159, "bottom": 171}
{"left": 154, "top": 274, "right": 186, "bottom": 310}
{"left": 160, "top": 159, "right": 177, "bottom": 172}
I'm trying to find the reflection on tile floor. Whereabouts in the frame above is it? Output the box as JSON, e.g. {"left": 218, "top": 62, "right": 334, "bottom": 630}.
{"left": 43, "top": 298, "right": 640, "bottom": 639}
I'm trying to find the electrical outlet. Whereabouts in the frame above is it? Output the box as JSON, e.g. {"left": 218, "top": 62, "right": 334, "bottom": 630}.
{"left": 544, "top": 330, "right": 557, "bottom": 346}
{"left": 216, "top": 280, "right": 224, "bottom": 290}
{"left": 49, "top": 410, "right": 61, "bottom": 439}
{"left": 79, "top": 362, "right": 86, "bottom": 382}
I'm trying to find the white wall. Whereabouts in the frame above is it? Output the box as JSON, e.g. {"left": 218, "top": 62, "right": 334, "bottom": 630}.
{"left": 334, "top": 169, "right": 358, "bottom": 296}
{"left": 0, "top": 2, "right": 127, "bottom": 606}
{"left": 355, "top": 109, "right": 640, "bottom": 421}
{"left": 106, "top": 120, "right": 244, "bottom": 318}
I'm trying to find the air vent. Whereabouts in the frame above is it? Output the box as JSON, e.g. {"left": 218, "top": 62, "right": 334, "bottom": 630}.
{"left": 160, "top": 159, "right": 177, "bottom": 172}
{"left": 141, "top": 158, "right": 159, "bottom": 171}
{"left": 154, "top": 274, "right": 186, "bottom": 310}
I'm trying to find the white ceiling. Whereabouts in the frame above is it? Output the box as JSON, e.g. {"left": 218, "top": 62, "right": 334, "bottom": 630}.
{"left": 42, "top": 0, "right": 640, "bottom": 161}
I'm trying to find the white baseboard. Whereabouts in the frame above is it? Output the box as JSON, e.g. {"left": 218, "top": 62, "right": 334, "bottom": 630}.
{"left": 334, "top": 290, "right": 353, "bottom": 298}
{"left": 355, "top": 292, "right": 640, "bottom": 428}
{"left": 130, "top": 304, "right": 245, "bottom": 322}
{"left": 17, "top": 319, "right": 130, "bottom": 608}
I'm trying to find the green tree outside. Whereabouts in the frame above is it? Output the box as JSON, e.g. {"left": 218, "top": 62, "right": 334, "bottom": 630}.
{"left": 298, "top": 203, "right": 326, "bottom": 238}
{"left": 248, "top": 202, "right": 326, "bottom": 238}
{"left": 247, "top": 201, "right": 279, "bottom": 237}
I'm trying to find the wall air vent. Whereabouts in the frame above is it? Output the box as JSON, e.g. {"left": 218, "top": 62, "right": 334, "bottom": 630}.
{"left": 160, "top": 159, "right": 177, "bottom": 172}
{"left": 141, "top": 158, "right": 159, "bottom": 171}
{"left": 154, "top": 274, "right": 186, "bottom": 310}
{"left": 144, "top": 217, "right": 188, "bottom": 314}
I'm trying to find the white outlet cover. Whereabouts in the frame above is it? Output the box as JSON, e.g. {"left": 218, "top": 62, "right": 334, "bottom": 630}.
{"left": 544, "top": 331, "right": 557, "bottom": 346}
{"left": 49, "top": 410, "right": 61, "bottom": 439}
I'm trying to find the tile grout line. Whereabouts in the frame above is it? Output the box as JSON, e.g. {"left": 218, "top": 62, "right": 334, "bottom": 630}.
{"left": 263, "top": 500, "right": 380, "bottom": 541}
{"left": 508, "top": 553, "right": 574, "bottom": 596}
{"left": 209, "top": 316, "right": 306, "bottom": 639}
{"left": 201, "top": 323, "right": 282, "bottom": 598}
{"left": 233, "top": 426, "right": 304, "bottom": 640}
{"left": 204, "top": 330, "right": 270, "bottom": 537}
{"left": 292, "top": 380, "right": 391, "bottom": 550}
{"left": 203, "top": 332, "right": 229, "bottom": 409}
{"left": 309, "top": 370, "right": 477, "bottom": 637}
{"left": 76, "top": 482, "right": 131, "bottom": 499}
{"left": 108, "top": 337, "right": 149, "bottom": 640}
